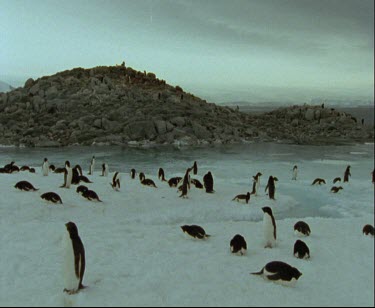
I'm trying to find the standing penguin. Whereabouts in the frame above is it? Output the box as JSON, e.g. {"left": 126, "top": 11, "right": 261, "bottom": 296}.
{"left": 158, "top": 168, "right": 167, "bottom": 182}
{"left": 101, "top": 163, "right": 109, "bottom": 177}
{"left": 253, "top": 172, "right": 262, "bottom": 196}
{"left": 61, "top": 161, "right": 73, "bottom": 188}
{"left": 88, "top": 156, "right": 95, "bottom": 175}
{"left": 179, "top": 168, "right": 191, "bottom": 198}
{"left": 42, "top": 158, "right": 49, "bottom": 176}
{"left": 63, "top": 222, "right": 86, "bottom": 295}
{"left": 111, "top": 172, "right": 121, "bottom": 191}
{"left": 265, "top": 176, "right": 276, "bottom": 200}
{"left": 292, "top": 165, "right": 298, "bottom": 180}
{"left": 262, "top": 207, "right": 277, "bottom": 248}
{"left": 203, "top": 171, "right": 215, "bottom": 193}
{"left": 343, "top": 165, "right": 351, "bottom": 183}
{"left": 130, "top": 168, "right": 136, "bottom": 179}
{"left": 192, "top": 161, "right": 198, "bottom": 175}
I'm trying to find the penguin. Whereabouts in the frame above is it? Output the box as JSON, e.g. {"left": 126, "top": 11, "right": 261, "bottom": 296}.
{"left": 292, "top": 165, "right": 298, "bottom": 180}
{"left": 330, "top": 186, "right": 343, "bottom": 193}
{"left": 61, "top": 161, "right": 73, "bottom": 188}
{"left": 88, "top": 156, "right": 95, "bottom": 175}
{"left": 294, "top": 221, "right": 311, "bottom": 237}
{"left": 139, "top": 172, "right": 146, "bottom": 182}
{"left": 41, "top": 192, "right": 63, "bottom": 204}
{"left": 333, "top": 177, "right": 341, "bottom": 184}
{"left": 312, "top": 178, "right": 326, "bottom": 185}
{"left": 180, "top": 225, "right": 210, "bottom": 239}
{"left": 203, "top": 171, "right": 215, "bottom": 193}
{"left": 251, "top": 261, "right": 302, "bottom": 287}
{"left": 190, "top": 178, "right": 203, "bottom": 189}
{"left": 250, "top": 180, "right": 257, "bottom": 195}
{"left": 262, "top": 207, "right": 276, "bottom": 248}
{"left": 81, "top": 189, "right": 102, "bottom": 202}
{"left": 158, "top": 168, "right": 167, "bottom": 181}
{"left": 71, "top": 165, "right": 82, "bottom": 185}
{"left": 49, "top": 164, "right": 56, "bottom": 172}
{"left": 111, "top": 172, "right": 121, "bottom": 191}
{"left": 343, "top": 165, "right": 351, "bottom": 183}
{"left": 20, "top": 166, "right": 31, "bottom": 172}
{"left": 253, "top": 172, "right": 262, "bottom": 195}
{"left": 265, "top": 176, "right": 276, "bottom": 200}
{"left": 141, "top": 178, "right": 157, "bottom": 188}
{"left": 101, "top": 163, "right": 109, "bottom": 177}
{"left": 294, "top": 240, "right": 310, "bottom": 259}
{"left": 179, "top": 169, "right": 191, "bottom": 198}
{"left": 130, "top": 168, "right": 136, "bottom": 179}
{"left": 63, "top": 222, "right": 86, "bottom": 295}
{"left": 192, "top": 161, "right": 198, "bottom": 175}
{"left": 14, "top": 180, "right": 39, "bottom": 191}
{"left": 42, "top": 158, "right": 49, "bottom": 176}
{"left": 29, "top": 168, "right": 36, "bottom": 173}
{"left": 76, "top": 185, "right": 88, "bottom": 195}
{"left": 232, "top": 192, "right": 251, "bottom": 204}
{"left": 230, "top": 234, "right": 247, "bottom": 255}
{"left": 362, "top": 224, "right": 374, "bottom": 236}
{"left": 168, "top": 177, "right": 182, "bottom": 188}
{"left": 4, "top": 161, "right": 18, "bottom": 173}
{"left": 78, "top": 175, "right": 93, "bottom": 184}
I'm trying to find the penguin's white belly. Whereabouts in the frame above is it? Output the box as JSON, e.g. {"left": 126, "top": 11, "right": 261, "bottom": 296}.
{"left": 263, "top": 215, "right": 276, "bottom": 247}
{"left": 63, "top": 232, "right": 79, "bottom": 291}
{"left": 66, "top": 169, "right": 72, "bottom": 188}
{"left": 42, "top": 163, "right": 49, "bottom": 176}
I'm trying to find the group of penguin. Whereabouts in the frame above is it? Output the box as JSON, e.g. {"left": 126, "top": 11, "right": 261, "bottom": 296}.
{"left": 2, "top": 157, "right": 374, "bottom": 294}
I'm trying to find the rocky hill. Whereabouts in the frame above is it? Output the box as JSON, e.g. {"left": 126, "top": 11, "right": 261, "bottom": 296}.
{"left": 0, "top": 64, "right": 373, "bottom": 147}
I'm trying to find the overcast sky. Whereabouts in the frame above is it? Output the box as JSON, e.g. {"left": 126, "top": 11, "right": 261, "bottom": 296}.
{"left": 1, "top": 0, "right": 373, "bottom": 104}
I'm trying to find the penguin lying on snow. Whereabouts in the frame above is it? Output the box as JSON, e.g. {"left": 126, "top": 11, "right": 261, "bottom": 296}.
{"left": 41, "top": 192, "right": 63, "bottom": 204}
{"left": 14, "top": 180, "right": 38, "bottom": 191}
{"left": 294, "top": 221, "right": 311, "bottom": 237}
{"left": 251, "top": 261, "right": 302, "bottom": 287}
{"left": 181, "top": 225, "right": 210, "bottom": 239}
{"left": 294, "top": 240, "right": 310, "bottom": 259}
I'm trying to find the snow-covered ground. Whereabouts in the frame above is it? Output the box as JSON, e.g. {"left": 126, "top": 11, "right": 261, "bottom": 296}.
{"left": 0, "top": 144, "right": 374, "bottom": 307}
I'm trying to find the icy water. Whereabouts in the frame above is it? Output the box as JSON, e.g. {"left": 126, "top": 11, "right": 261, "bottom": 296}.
{"left": 0, "top": 142, "right": 374, "bottom": 220}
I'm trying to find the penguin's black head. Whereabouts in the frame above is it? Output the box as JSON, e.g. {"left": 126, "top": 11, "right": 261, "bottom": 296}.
{"left": 65, "top": 222, "right": 79, "bottom": 237}
{"left": 262, "top": 207, "right": 273, "bottom": 216}
{"left": 65, "top": 161, "right": 70, "bottom": 168}
{"left": 292, "top": 267, "right": 303, "bottom": 279}
{"left": 44, "top": 158, "right": 48, "bottom": 162}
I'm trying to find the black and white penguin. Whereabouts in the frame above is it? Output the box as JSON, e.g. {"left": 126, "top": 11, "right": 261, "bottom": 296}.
{"left": 330, "top": 186, "right": 343, "bottom": 193}
{"left": 81, "top": 189, "right": 102, "bottom": 202}
{"left": 76, "top": 185, "right": 88, "bottom": 195}
{"left": 61, "top": 161, "right": 73, "bottom": 188}
{"left": 332, "top": 177, "right": 341, "bottom": 184}
{"left": 130, "top": 168, "right": 136, "bottom": 179}
{"left": 292, "top": 165, "right": 298, "bottom": 180}
{"left": 158, "top": 168, "right": 167, "bottom": 182}
{"left": 179, "top": 168, "right": 191, "bottom": 198}
{"left": 362, "top": 224, "right": 374, "bottom": 236}
{"left": 4, "top": 161, "right": 19, "bottom": 173}
{"left": 168, "top": 177, "right": 182, "bottom": 188}
{"left": 232, "top": 192, "right": 251, "bottom": 204}
{"left": 343, "top": 165, "right": 351, "bottom": 183}
{"left": 71, "top": 165, "right": 82, "bottom": 185}
{"left": 63, "top": 222, "right": 86, "bottom": 294}
{"left": 250, "top": 180, "right": 257, "bottom": 195}
{"left": 101, "top": 163, "right": 109, "bottom": 177}
{"left": 181, "top": 225, "right": 210, "bottom": 239}
{"left": 265, "top": 176, "right": 276, "bottom": 200}
{"left": 203, "top": 171, "right": 215, "bottom": 193}
{"left": 192, "top": 161, "right": 198, "bottom": 175}
{"left": 141, "top": 178, "right": 157, "bottom": 188}
{"left": 14, "top": 180, "right": 39, "bottom": 191}
{"left": 139, "top": 172, "right": 146, "bottom": 182}
{"left": 294, "top": 221, "right": 311, "bottom": 237}
{"left": 41, "top": 192, "right": 63, "bottom": 204}
{"left": 29, "top": 168, "right": 36, "bottom": 173}
{"left": 49, "top": 164, "right": 56, "bottom": 172}
{"left": 294, "top": 240, "right": 310, "bottom": 259}
{"left": 251, "top": 261, "right": 302, "bottom": 287}
{"left": 111, "top": 172, "right": 121, "bottom": 191}
{"left": 230, "top": 234, "right": 247, "bottom": 255}
{"left": 190, "top": 178, "right": 203, "bottom": 189}
{"left": 312, "top": 178, "right": 326, "bottom": 185}
{"left": 88, "top": 156, "right": 95, "bottom": 175}
{"left": 20, "top": 166, "right": 31, "bottom": 172}
{"left": 262, "top": 207, "right": 276, "bottom": 248}
{"left": 253, "top": 172, "right": 262, "bottom": 195}
{"left": 42, "top": 158, "right": 49, "bottom": 176}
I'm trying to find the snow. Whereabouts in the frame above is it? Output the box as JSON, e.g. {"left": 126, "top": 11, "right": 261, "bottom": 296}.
{"left": 0, "top": 144, "right": 374, "bottom": 307}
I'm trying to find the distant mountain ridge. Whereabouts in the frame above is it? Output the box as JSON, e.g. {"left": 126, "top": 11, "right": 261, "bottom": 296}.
{"left": 0, "top": 81, "right": 13, "bottom": 93}
{"left": 0, "top": 64, "right": 373, "bottom": 147}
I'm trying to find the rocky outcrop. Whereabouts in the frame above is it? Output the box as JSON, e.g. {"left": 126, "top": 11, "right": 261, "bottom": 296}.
{"left": 0, "top": 65, "right": 373, "bottom": 147}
